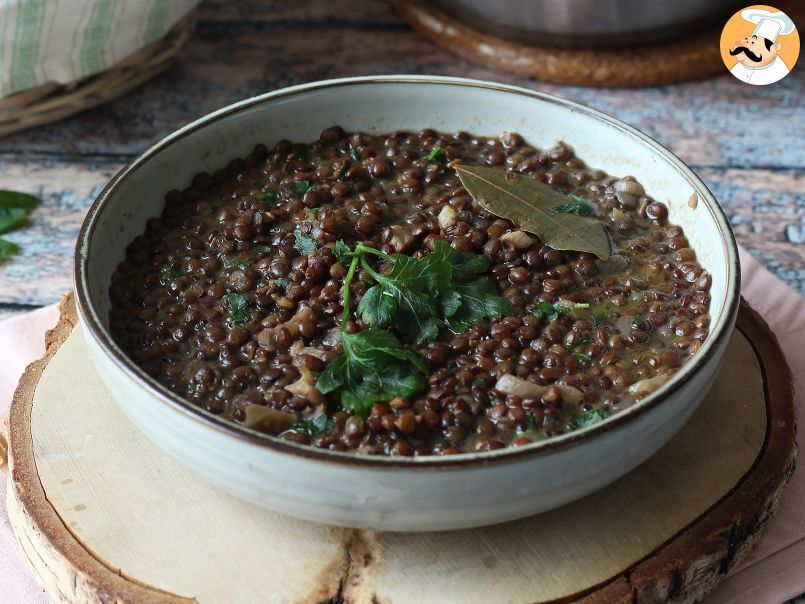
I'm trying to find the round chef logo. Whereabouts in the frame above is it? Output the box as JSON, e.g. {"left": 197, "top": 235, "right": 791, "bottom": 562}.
{"left": 721, "top": 5, "right": 799, "bottom": 85}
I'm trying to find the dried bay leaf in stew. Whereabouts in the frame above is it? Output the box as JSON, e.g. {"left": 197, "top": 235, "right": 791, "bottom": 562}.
{"left": 455, "top": 165, "right": 611, "bottom": 259}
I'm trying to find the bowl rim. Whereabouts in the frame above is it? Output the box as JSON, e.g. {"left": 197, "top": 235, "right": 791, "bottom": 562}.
{"left": 74, "top": 75, "right": 741, "bottom": 469}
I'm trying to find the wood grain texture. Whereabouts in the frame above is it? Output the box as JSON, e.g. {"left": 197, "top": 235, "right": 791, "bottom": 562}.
{"left": 0, "top": 0, "right": 802, "bottom": 316}
{"left": 3, "top": 297, "right": 797, "bottom": 603}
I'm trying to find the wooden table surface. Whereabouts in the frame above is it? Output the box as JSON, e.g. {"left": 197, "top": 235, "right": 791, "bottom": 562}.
{"left": 0, "top": 0, "right": 803, "bottom": 322}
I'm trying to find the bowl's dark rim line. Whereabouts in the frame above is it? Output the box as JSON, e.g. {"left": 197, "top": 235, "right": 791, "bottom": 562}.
{"left": 74, "top": 75, "right": 741, "bottom": 470}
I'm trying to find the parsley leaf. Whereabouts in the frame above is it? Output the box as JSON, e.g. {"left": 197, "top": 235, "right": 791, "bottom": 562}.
{"left": 525, "top": 411, "right": 539, "bottom": 431}
{"left": 471, "top": 378, "right": 487, "bottom": 388}
{"left": 568, "top": 409, "right": 610, "bottom": 430}
{"left": 293, "top": 413, "right": 334, "bottom": 437}
{"left": 226, "top": 293, "right": 251, "bottom": 327}
{"left": 293, "top": 228, "right": 318, "bottom": 255}
{"left": 572, "top": 352, "right": 592, "bottom": 362}
{"left": 254, "top": 245, "right": 271, "bottom": 254}
{"left": 255, "top": 190, "right": 277, "bottom": 203}
{"left": 316, "top": 327, "right": 428, "bottom": 416}
{"left": 552, "top": 196, "right": 593, "bottom": 216}
{"left": 358, "top": 252, "right": 447, "bottom": 344}
{"left": 332, "top": 240, "right": 354, "bottom": 263}
{"left": 225, "top": 259, "right": 251, "bottom": 270}
{"left": 349, "top": 146, "right": 361, "bottom": 162}
{"left": 436, "top": 242, "right": 513, "bottom": 332}
{"left": 571, "top": 337, "right": 593, "bottom": 349}
{"left": 425, "top": 146, "right": 446, "bottom": 163}
{"left": 290, "top": 180, "right": 312, "bottom": 198}
{"left": 594, "top": 312, "right": 610, "bottom": 324}
{"left": 0, "top": 239, "right": 21, "bottom": 264}
{"left": 307, "top": 207, "right": 321, "bottom": 220}
{"left": 160, "top": 264, "right": 184, "bottom": 280}
{"left": 275, "top": 278, "right": 289, "bottom": 291}
{"left": 316, "top": 243, "right": 430, "bottom": 415}
{"left": 533, "top": 301, "right": 565, "bottom": 322}
{"left": 633, "top": 314, "right": 645, "bottom": 326}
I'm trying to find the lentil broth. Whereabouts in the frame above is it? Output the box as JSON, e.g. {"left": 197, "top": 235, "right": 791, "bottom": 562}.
{"left": 108, "top": 127, "right": 711, "bottom": 456}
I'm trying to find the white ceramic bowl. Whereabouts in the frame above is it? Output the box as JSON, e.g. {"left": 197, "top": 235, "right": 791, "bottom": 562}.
{"left": 74, "top": 76, "right": 740, "bottom": 531}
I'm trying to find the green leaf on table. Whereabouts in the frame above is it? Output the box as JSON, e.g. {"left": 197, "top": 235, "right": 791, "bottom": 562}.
{"left": 0, "top": 239, "right": 21, "bottom": 264}
{"left": 0, "top": 190, "right": 41, "bottom": 211}
{"left": 315, "top": 327, "right": 428, "bottom": 417}
{"left": 455, "top": 165, "right": 610, "bottom": 259}
{"left": 0, "top": 208, "right": 30, "bottom": 235}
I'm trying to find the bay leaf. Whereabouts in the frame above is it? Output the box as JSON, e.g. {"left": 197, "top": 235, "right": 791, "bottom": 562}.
{"left": 455, "top": 165, "right": 611, "bottom": 259}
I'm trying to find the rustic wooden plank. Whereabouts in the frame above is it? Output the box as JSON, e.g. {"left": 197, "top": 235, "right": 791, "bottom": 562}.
{"left": 0, "top": 22, "right": 802, "bottom": 171}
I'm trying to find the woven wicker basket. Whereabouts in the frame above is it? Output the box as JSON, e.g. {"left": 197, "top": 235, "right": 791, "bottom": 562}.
{"left": 0, "top": 11, "right": 196, "bottom": 138}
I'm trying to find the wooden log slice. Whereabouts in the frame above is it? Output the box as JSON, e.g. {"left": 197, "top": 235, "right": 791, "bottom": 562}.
{"left": 0, "top": 294, "right": 796, "bottom": 603}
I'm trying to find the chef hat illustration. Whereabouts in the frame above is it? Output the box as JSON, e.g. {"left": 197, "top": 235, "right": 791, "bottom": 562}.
{"left": 741, "top": 8, "right": 796, "bottom": 43}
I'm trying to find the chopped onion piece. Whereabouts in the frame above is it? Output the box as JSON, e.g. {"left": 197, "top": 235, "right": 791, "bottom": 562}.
{"left": 495, "top": 374, "right": 584, "bottom": 404}
{"left": 495, "top": 374, "right": 545, "bottom": 397}
{"left": 438, "top": 204, "right": 458, "bottom": 229}
{"left": 500, "top": 230, "right": 533, "bottom": 250}
{"left": 628, "top": 373, "right": 670, "bottom": 397}
{"left": 285, "top": 365, "right": 327, "bottom": 405}
{"left": 243, "top": 406, "right": 296, "bottom": 434}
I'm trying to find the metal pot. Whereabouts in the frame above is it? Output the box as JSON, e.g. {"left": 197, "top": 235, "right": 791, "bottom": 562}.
{"left": 432, "top": 0, "right": 742, "bottom": 48}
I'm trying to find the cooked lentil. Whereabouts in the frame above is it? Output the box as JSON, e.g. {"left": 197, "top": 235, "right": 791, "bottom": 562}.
{"left": 109, "top": 127, "right": 711, "bottom": 456}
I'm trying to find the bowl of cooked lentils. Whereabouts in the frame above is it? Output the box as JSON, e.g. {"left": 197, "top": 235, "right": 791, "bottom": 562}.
{"left": 74, "top": 76, "right": 740, "bottom": 530}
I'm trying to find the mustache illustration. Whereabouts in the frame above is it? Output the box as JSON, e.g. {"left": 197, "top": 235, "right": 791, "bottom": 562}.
{"left": 730, "top": 46, "right": 763, "bottom": 62}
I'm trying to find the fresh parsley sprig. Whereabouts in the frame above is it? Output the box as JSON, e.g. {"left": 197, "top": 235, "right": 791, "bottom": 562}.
{"left": 315, "top": 245, "right": 429, "bottom": 416}
{"left": 568, "top": 409, "right": 610, "bottom": 430}
{"left": 317, "top": 240, "right": 512, "bottom": 416}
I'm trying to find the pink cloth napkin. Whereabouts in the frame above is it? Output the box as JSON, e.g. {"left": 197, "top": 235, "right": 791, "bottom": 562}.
{"left": 0, "top": 248, "right": 802, "bottom": 603}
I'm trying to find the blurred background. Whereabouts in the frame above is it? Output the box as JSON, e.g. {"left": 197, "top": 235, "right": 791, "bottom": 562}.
{"left": 0, "top": 0, "right": 802, "bottom": 323}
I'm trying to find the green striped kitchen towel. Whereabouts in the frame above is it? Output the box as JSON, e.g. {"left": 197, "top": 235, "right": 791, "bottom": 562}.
{"left": 0, "top": 0, "right": 199, "bottom": 98}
